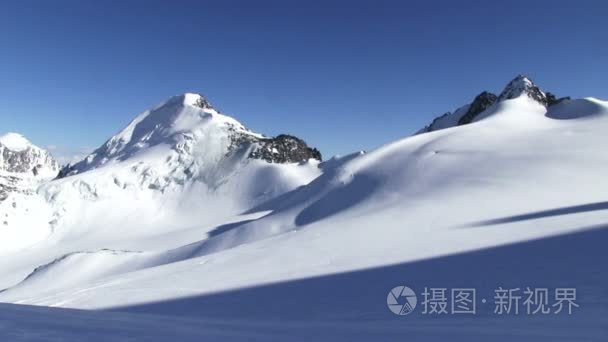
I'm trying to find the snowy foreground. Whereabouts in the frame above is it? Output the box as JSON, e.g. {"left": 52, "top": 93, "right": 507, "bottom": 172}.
{"left": 0, "top": 78, "right": 607, "bottom": 340}
{"left": 1, "top": 228, "right": 606, "bottom": 341}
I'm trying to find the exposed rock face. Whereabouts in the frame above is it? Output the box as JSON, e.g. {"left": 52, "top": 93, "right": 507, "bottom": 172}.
{"left": 249, "top": 134, "right": 322, "bottom": 163}
{"left": 192, "top": 96, "right": 214, "bottom": 110}
{"left": 498, "top": 75, "right": 571, "bottom": 108}
{"left": 418, "top": 75, "right": 571, "bottom": 135}
{"left": 546, "top": 92, "right": 571, "bottom": 107}
{"left": 1, "top": 147, "right": 57, "bottom": 175}
{"left": 0, "top": 133, "right": 59, "bottom": 177}
{"left": 0, "top": 174, "right": 33, "bottom": 202}
{"left": 497, "top": 75, "right": 549, "bottom": 105}
{"left": 422, "top": 112, "right": 451, "bottom": 133}
{"left": 457, "top": 91, "right": 498, "bottom": 125}
{"left": 0, "top": 134, "right": 57, "bottom": 215}
{"left": 57, "top": 93, "right": 322, "bottom": 183}
{"left": 56, "top": 164, "right": 75, "bottom": 179}
{"left": 418, "top": 91, "right": 498, "bottom": 133}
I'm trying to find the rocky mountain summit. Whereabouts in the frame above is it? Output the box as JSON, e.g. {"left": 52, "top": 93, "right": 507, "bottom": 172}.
{"left": 0, "top": 133, "right": 59, "bottom": 177}
{"left": 57, "top": 93, "right": 322, "bottom": 186}
{"left": 497, "top": 74, "right": 548, "bottom": 104}
{"left": 419, "top": 75, "right": 570, "bottom": 133}
{"left": 248, "top": 134, "right": 321, "bottom": 163}
{"left": 457, "top": 91, "right": 498, "bottom": 125}
{"left": 0, "top": 133, "right": 58, "bottom": 213}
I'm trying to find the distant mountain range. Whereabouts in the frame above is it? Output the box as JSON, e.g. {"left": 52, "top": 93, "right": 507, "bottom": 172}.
{"left": 0, "top": 76, "right": 606, "bottom": 340}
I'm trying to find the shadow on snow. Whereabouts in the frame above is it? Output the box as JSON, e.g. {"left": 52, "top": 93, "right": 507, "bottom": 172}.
{"left": 112, "top": 224, "right": 608, "bottom": 341}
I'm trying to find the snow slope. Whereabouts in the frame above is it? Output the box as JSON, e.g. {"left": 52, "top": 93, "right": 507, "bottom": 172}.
{"left": 0, "top": 92, "right": 321, "bottom": 288}
{"left": 5, "top": 94, "right": 607, "bottom": 307}
{"left": 1, "top": 226, "right": 606, "bottom": 341}
{"left": 0, "top": 81, "right": 606, "bottom": 340}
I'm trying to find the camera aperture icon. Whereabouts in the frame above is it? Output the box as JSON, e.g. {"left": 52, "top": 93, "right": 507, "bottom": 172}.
{"left": 387, "top": 286, "right": 417, "bottom": 315}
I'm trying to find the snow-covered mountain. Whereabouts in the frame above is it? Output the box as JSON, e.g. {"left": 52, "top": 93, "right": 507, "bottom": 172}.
{"left": 418, "top": 75, "right": 570, "bottom": 133}
{"left": 0, "top": 78, "right": 606, "bottom": 341}
{"left": 0, "top": 92, "right": 322, "bottom": 260}
{"left": 0, "top": 133, "right": 59, "bottom": 252}
{"left": 61, "top": 93, "right": 320, "bottom": 179}
{"left": 0, "top": 132, "right": 58, "bottom": 178}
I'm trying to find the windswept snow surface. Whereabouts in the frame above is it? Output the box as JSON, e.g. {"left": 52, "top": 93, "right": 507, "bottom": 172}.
{"left": 1, "top": 93, "right": 607, "bottom": 340}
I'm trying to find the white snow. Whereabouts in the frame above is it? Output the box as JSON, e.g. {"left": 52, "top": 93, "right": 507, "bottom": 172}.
{"left": 0, "top": 91, "right": 606, "bottom": 341}
{"left": 0, "top": 132, "right": 31, "bottom": 152}
{"left": 418, "top": 104, "right": 471, "bottom": 133}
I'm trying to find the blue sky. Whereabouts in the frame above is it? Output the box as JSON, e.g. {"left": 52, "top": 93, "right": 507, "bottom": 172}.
{"left": 1, "top": 0, "right": 607, "bottom": 162}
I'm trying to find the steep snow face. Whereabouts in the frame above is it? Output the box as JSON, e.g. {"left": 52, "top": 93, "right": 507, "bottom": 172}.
{"left": 418, "top": 91, "right": 499, "bottom": 133}
{"left": 63, "top": 93, "right": 321, "bottom": 189}
{"left": 52, "top": 93, "right": 322, "bottom": 208}
{"left": 67, "top": 94, "right": 261, "bottom": 178}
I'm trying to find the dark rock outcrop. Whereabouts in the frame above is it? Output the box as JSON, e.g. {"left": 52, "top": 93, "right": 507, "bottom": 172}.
{"left": 226, "top": 122, "right": 322, "bottom": 164}
{"left": 249, "top": 134, "right": 322, "bottom": 163}
{"left": 192, "top": 96, "right": 214, "bottom": 110}
{"left": 457, "top": 91, "right": 498, "bottom": 125}
{"left": 498, "top": 75, "right": 548, "bottom": 105}
{"left": 418, "top": 75, "right": 573, "bottom": 135}
{"left": 56, "top": 164, "right": 75, "bottom": 179}
{"left": 545, "top": 92, "right": 571, "bottom": 107}
{"left": 422, "top": 112, "right": 451, "bottom": 133}
{"left": 0, "top": 139, "right": 58, "bottom": 176}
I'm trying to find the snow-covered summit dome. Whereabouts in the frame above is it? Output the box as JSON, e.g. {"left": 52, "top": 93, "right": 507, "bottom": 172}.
{"left": 0, "top": 132, "right": 33, "bottom": 152}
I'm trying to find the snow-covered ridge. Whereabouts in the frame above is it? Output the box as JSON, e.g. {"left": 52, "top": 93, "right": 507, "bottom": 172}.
{"left": 2, "top": 90, "right": 607, "bottom": 314}
{"left": 63, "top": 93, "right": 254, "bottom": 174}
{"left": 418, "top": 75, "right": 570, "bottom": 133}
{"left": 0, "top": 79, "right": 606, "bottom": 342}
{"left": 497, "top": 74, "right": 547, "bottom": 103}
{"left": 61, "top": 93, "right": 321, "bottom": 179}
{"left": 0, "top": 93, "right": 323, "bottom": 258}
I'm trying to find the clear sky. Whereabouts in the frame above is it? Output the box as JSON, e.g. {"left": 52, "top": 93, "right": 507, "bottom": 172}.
{"left": 1, "top": 0, "right": 607, "bottom": 162}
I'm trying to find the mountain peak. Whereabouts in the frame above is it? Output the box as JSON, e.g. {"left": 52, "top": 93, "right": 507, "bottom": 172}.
{"left": 164, "top": 93, "right": 215, "bottom": 110}
{"left": 0, "top": 132, "right": 58, "bottom": 177}
{"left": 498, "top": 74, "right": 547, "bottom": 105}
{"left": 155, "top": 93, "right": 216, "bottom": 112}
{"left": 417, "top": 74, "right": 574, "bottom": 134}
{"left": 62, "top": 92, "right": 321, "bottom": 180}
{"left": 0, "top": 132, "right": 32, "bottom": 152}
